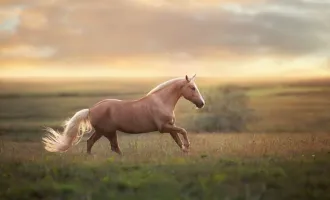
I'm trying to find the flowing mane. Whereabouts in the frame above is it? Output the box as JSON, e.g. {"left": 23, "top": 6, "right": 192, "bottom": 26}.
{"left": 146, "top": 77, "right": 184, "bottom": 96}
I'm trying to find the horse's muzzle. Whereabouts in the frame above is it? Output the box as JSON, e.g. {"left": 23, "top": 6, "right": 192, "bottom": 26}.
{"left": 196, "top": 102, "right": 205, "bottom": 109}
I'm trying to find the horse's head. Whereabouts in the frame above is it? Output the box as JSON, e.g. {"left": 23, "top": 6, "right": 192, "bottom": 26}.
{"left": 181, "top": 74, "right": 205, "bottom": 109}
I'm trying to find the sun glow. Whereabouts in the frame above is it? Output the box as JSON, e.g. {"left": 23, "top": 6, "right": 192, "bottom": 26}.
{"left": 1, "top": 0, "right": 329, "bottom": 81}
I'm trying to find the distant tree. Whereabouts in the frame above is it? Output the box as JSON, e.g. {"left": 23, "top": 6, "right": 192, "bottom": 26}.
{"left": 188, "top": 85, "right": 256, "bottom": 133}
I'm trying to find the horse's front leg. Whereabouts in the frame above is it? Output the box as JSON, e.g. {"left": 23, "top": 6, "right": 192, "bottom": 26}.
{"left": 179, "top": 129, "right": 190, "bottom": 149}
{"left": 169, "top": 132, "right": 187, "bottom": 152}
{"left": 161, "top": 123, "right": 190, "bottom": 152}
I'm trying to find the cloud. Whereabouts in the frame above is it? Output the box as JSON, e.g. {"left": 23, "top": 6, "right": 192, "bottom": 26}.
{"left": 1, "top": 45, "right": 55, "bottom": 58}
{"left": 0, "top": 6, "right": 23, "bottom": 33}
{"left": 0, "top": 0, "right": 329, "bottom": 64}
{"left": 20, "top": 9, "right": 48, "bottom": 30}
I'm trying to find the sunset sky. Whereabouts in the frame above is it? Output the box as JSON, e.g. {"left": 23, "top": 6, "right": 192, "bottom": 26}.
{"left": 0, "top": 0, "right": 329, "bottom": 79}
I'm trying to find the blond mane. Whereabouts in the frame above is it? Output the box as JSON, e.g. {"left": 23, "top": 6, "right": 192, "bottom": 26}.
{"left": 146, "top": 77, "right": 184, "bottom": 96}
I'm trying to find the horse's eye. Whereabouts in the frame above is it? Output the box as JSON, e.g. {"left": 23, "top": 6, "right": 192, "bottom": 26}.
{"left": 192, "top": 87, "right": 196, "bottom": 91}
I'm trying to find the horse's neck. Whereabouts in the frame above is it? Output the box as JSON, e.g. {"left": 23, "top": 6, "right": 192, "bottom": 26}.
{"left": 154, "top": 81, "right": 183, "bottom": 111}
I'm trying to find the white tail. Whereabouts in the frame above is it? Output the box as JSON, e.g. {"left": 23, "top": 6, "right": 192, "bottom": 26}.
{"left": 42, "top": 109, "right": 93, "bottom": 153}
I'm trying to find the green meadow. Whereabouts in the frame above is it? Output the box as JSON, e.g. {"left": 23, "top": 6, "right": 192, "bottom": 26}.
{"left": 1, "top": 77, "right": 330, "bottom": 199}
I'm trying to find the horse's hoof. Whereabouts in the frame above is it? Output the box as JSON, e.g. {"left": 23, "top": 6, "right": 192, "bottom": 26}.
{"left": 182, "top": 148, "right": 189, "bottom": 153}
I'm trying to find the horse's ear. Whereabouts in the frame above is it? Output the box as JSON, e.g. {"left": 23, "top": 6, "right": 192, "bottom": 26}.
{"left": 185, "top": 75, "right": 190, "bottom": 82}
{"left": 191, "top": 74, "right": 196, "bottom": 81}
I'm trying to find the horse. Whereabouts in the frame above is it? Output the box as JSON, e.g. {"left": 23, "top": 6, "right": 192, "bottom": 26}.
{"left": 42, "top": 74, "right": 205, "bottom": 155}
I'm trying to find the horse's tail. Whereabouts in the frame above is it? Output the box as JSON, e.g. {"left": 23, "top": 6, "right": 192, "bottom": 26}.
{"left": 42, "top": 109, "right": 93, "bottom": 153}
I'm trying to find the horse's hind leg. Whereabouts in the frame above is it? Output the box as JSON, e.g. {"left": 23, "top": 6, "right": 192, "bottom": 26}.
{"left": 87, "top": 131, "right": 102, "bottom": 154}
{"left": 104, "top": 132, "right": 122, "bottom": 155}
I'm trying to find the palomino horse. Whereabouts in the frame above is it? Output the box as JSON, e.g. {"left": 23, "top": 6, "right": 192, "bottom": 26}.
{"left": 42, "top": 74, "right": 205, "bottom": 155}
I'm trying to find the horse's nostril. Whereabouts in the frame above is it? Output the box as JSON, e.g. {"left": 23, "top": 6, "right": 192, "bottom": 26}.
{"left": 197, "top": 102, "right": 205, "bottom": 108}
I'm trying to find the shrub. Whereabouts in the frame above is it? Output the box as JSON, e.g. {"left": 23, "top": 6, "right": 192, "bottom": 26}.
{"left": 186, "top": 85, "right": 256, "bottom": 133}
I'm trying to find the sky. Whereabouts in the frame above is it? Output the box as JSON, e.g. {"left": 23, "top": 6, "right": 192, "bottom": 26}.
{"left": 0, "top": 0, "right": 330, "bottom": 79}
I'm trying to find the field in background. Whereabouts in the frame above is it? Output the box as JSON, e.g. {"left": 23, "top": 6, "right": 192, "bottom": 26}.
{"left": 1, "top": 77, "right": 330, "bottom": 199}
{"left": 1, "top": 77, "right": 330, "bottom": 139}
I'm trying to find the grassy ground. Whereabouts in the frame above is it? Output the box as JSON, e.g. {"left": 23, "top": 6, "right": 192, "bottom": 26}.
{"left": 1, "top": 77, "right": 330, "bottom": 199}
{"left": 1, "top": 133, "right": 330, "bottom": 200}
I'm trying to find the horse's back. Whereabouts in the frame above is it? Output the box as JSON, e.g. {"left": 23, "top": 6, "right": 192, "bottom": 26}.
{"left": 89, "top": 99, "right": 122, "bottom": 131}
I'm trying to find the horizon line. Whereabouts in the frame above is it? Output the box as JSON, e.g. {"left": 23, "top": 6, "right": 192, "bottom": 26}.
{"left": 1, "top": 75, "right": 329, "bottom": 84}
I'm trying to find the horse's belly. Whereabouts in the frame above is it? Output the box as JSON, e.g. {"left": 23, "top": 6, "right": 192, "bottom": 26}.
{"left": 117, "top": 127, "right": 155, "bottom": 134}
{"left": 117, "top": 121, "right": 157, "bottom": 134}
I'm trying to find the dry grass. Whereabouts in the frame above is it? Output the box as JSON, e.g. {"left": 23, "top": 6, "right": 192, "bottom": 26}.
{"left": 2, "top": 133, "right": 329, "bottom": 163}
{"left": 1, "top": 133, "right": 330, "bottom": 200}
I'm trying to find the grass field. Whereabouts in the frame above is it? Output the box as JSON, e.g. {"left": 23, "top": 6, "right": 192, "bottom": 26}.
{"left": 1, "top": 133, "right": 330, "bottom": 200}
{"left": 1, "top": 77, "right": 330, "bottom": 199}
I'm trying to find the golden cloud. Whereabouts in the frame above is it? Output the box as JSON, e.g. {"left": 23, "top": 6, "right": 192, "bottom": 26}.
{"left": 0, "top": 0, "right": 329, "bottom": 78}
